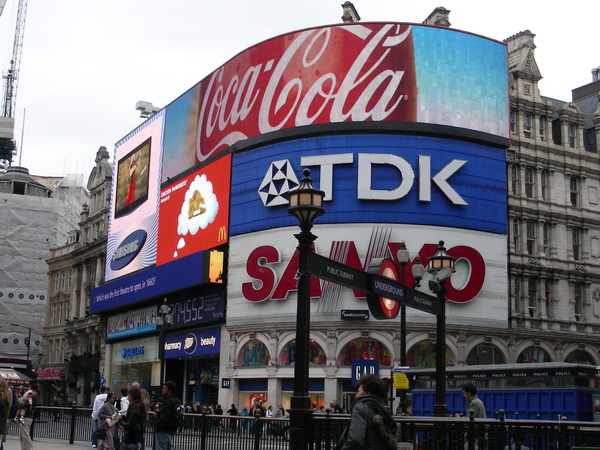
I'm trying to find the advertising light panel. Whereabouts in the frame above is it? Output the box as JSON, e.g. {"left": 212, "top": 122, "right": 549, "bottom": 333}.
{"left": 228, "top": 226, "right": 507, "bottom": 329}
{"left": 106, "top": 111, "right": 164, "bottom": 282}
{"left": 161, "top": 22, "right": 508, "bottom": 183}
{"left": 230, "top": 134, "right": 506, "bottom": 236}
{"left": 157, "top": 154, "right": 231, "bottom": 266}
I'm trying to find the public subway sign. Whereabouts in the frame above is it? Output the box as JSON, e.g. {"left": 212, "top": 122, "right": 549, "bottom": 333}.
{"left": 162, "top": 23, "right": 508, "bottom": 183}
{"left": 242, "top": 240, "right": 485, "bottom": 304}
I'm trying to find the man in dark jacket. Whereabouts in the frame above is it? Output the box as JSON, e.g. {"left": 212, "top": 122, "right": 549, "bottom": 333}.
{"left": 150, "top": 381, "right": 180, "bottom": 450}
{"left": 335, "top": 375, "right": 397, "bottom": 450}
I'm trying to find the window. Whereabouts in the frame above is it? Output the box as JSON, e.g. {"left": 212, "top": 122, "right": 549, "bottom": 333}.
{"left": 568, "top": 123, "right": 577, "bottom": 148}
{"left": 526, "top": 220, "right": 537, "bottom": 255}
{"left": 570, "top": 176, "right": 580, "bottom": 207}
{"left": 523, "top": 113, "right": 532, "bottom": 138}
{"left": 544, "top": 279, "right": 553, "bottom": 318}
{"left": 51, "top": 303, "right": 57, "bottom": 326}
{"left": 574, "top": 283, "right": 584, "bottom": 321}
{"left": 539, "top": 116, "right": 546, "bottom": 141}
{"left": 53, "top": 273, "right": 60, "bottom": 293}
{"left": 525, "top": 166, "right": 535, "bottom": 198}
{"left": 48, "top": 340, "right": 54, "bottom": 365}
{"left": 512, "top": 218, "right": 521, "bottom": 253}
{"left": 58, "top": 302, "right": 64, "bottom": 324}
{"left": 528, "top": 278, "right": 538, "bottom": 317}
{"left": 60, "top": 271, "right": 66, "bottom": 290}
{"left": 572, "top": 227, "right": 582, "bottom": 261}
{"left": 540, "top": 169, "right": 549, "bottom": 201}
{"left": 510, "top": 110, "right": 516, "bottom": 134}
{"left": 67, "top": 270, "right": 72, "bottom": 289}
{"left": 514, "top": 276, "right": 522, "bottom": 314}
{"left": 542, "top": 222, "right": 550, "bottom": 255}
{"left": 509, "top": 164, "right": 520, "bottom": 195}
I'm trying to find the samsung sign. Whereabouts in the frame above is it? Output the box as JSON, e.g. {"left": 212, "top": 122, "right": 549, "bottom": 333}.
{"left": 230, "top": 134, "right": 507, "bottom": 237}
{"left": 164, "top": 327, "right": 221, "bottom": 359}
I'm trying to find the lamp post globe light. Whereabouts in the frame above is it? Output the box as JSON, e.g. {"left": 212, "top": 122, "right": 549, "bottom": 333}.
{"left": 426, "top": 241, "right": 455, "bottom": 417}
{"left": 287, "top": 169, "right": 325, "bottom": 450}
{"left": 156, "top": 299, "right": 173, "bottom": 387}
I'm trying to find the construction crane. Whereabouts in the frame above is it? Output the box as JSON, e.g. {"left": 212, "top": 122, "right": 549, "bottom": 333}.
{"left": 0, "top": 0, "right": 28, "bottom": 170}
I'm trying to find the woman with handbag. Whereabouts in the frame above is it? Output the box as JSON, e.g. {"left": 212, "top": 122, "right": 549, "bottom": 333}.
{"left": 97, "top": 393, "right": 120, "bottom": 450}
{"left": 119, "top": 387, "right": 148, "bottom": 450}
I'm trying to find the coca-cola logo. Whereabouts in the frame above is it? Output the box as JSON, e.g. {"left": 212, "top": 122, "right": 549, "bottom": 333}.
{"left": 196, "top": 23, "right": 417, "bottom": 163}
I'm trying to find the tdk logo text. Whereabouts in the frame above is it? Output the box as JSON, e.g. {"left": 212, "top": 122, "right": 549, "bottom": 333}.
{"left": 258, "top": 154, "right": 468, "bottom": 207}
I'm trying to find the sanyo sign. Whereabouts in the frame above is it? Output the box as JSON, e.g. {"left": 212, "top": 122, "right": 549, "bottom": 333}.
{"left": 294, "top": 153, "right": 467, "bottom": 205}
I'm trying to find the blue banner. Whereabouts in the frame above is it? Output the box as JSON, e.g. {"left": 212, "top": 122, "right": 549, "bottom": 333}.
{"left": 164, "top": 327, "right": 221, "bottom": 359}
{"left": 231, "top": 134, "right": 506, "bottom": 237}
{"left": 91, "top": 251, "right": 207, "bottom": 313}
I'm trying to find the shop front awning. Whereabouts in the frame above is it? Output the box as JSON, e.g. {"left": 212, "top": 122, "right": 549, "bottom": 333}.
{"left": 0, "top": 368, "right": 33, "bottom": 383}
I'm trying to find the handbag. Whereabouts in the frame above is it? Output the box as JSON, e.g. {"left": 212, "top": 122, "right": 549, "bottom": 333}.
{"left": 96, "top": 428, "right": 107, "bottom": 440}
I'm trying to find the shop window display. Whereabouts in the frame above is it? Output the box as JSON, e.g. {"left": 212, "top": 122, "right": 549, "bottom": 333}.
{"left": 278, "top": 339, "right": 326, "bottom": 366}
{"left": 407, "top": 340, "right": 454, "bottom": 367}
{"left": 337, "top": 338, "right": 392, "bottom": 366}
{"left": 237, "top": 340, "right": 270, "bottom": 366}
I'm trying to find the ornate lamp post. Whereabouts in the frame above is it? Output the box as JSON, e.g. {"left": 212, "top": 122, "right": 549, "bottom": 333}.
{"left": 11, "top": 323, "right": 32, "bottom": 375}
{"left": 155, "top": 299, "right": 173, "bottom": 387}
{"left": 287, "top": 169, "right": 325, "bottom": 450}
{"left": 426, "top": 241, "right": 455, "bottom": 417}
{"left": 396, "top": 242, "right": 410, "bottom": 413}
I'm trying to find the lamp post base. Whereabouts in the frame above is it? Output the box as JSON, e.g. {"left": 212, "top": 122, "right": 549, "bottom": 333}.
{"left": 289, "top": 395, "right": 312, "bottom": 450}
{"left": 433, "top": 403, "right": 448, "bottom": 417}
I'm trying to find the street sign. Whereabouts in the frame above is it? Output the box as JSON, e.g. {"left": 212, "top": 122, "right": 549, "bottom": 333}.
{"left": 308, "top": 253, "right": 370, "bottom": 293}
{"left": 405, "top": 288, "right": 442, "bottom": 315}
{"left": 393, "top": 372, "right": 409, "bottom": 389}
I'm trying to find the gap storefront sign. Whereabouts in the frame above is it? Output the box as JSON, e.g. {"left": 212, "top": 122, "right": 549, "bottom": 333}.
{"left": 164, "top": 327, "right": 221, "bottom": 359}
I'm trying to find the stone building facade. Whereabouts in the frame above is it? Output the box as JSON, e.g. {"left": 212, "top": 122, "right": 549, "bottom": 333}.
{"left": 42, "top": 146, "right": 112, "bottom": 405}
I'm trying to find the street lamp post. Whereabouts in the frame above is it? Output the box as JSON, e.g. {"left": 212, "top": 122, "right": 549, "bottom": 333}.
{"left": 287, "top": 169, "right": 324, "bottom": 450}
{"left": 396, "top": 242, "right": 410, "bottom": 414}
{"left": 11, "top": 323, "right": 32, "bottom": 375}
{"left": 426, "top": 241, "right": 455, "bottom": 417}
{"left": 155, "top": 299, "right": 173, "bottom": 387}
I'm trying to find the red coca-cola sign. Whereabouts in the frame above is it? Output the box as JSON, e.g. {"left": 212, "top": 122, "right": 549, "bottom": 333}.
{"left": 195, "top": 23, "right": 416, "bottom": 164}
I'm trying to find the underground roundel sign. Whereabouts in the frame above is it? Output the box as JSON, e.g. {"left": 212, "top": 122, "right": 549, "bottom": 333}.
{"left": 367, "top": 258, "right": 401, "bottom": 319}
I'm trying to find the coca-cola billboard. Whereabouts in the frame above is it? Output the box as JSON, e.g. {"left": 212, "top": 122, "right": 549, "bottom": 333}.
{"left": 161, "top": 23, "right": 508, "bottom": 183}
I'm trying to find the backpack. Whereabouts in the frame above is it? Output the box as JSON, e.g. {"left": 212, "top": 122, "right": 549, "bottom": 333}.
{"left": 170, "top": 398, "right": 184, "bottom": 433}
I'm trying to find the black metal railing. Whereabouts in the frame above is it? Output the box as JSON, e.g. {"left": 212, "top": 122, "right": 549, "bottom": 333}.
{"left": 8, "top": 406, "right": 600, "bottom": 449}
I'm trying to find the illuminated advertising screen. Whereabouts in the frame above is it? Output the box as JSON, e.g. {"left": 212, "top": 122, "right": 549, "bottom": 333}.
{"left": 161, "top": 22, "right": 508, "bottom": 183}
{"left": 227, "top": 226, "right": 508, "bottom": 328}
{"left": 106, "top": 112, "right": 164, "bottom": 281}
{"left": 157, "top": 154, "right": 231, "bottom": 266}
{"left": 230, "top": 134, "right": 506, "bottom": 236}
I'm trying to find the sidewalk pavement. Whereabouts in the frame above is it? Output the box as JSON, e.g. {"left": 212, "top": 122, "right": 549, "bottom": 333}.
{"left": 4, "top": 435, "right": 92, "bottom": 449}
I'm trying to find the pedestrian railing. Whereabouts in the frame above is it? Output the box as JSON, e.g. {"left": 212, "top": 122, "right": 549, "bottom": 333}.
{"left": 8, "top": 406, "right": 600, "bottom": 449}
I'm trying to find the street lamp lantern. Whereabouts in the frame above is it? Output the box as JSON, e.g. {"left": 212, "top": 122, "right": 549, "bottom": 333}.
{"left": 287, "top": 168, "right": 324, "bottom": 450}
{"left": 426, "top": 240, "right": 455, "bottom": 417}
{"left": 411, "top": 255, "right": 425, "bottom": 286}
{"left": 288, "top": 169, "right": 325, "bottom": 229}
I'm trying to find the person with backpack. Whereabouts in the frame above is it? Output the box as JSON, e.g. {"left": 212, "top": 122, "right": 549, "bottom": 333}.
{"left": 335, "top": 374, "right": 397, "bottom": 450}
{"left": 149, "top": 381, "right": 181, "bottom": 450}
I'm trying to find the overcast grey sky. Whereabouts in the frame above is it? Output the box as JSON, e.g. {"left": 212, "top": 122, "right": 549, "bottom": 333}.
{"left": 0, "top": 0, "right": 597, "bottom": 177}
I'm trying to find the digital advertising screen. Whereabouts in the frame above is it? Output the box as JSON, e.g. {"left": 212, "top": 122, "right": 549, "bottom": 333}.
{"left": 230, "top": 134, "right": 507, "bottom": 236}
{"left": 106, "top": 111, "right": 164, "bottom": 282}
{"left": 114, "top": 137, "right": 151, "bottom": 218}
{"left": 156, "top": 154, "right": 231, "bottom": 266}
{"left": 160, "top": 22, "right": 508, "bottom": 184}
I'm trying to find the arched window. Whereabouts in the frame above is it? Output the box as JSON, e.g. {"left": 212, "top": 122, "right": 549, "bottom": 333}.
{"left": 565, "top": 349, "right": 595, "bottom": 365}
{"left": 237, "top": 340, "right": 270, "bottom": 367}
{"left": 466, "top": 344, "right": 506, "bottom": 365}
{"left": 337, "top": 338, "right": 392, "bottom": 367}
{"left": 279, "top": 339, "right": 326, "bottom": 366}
{"left": 407, "top": 340, "right": 454, "bottom": 367}
{"left": 517, "top": 347, "right": 551, "bottom": 363}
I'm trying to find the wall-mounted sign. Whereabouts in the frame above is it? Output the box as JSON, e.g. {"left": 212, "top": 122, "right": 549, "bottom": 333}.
{"left": 341, "top": 310, "right": 369, "bottom": 321}
{"left": 164, "top": 326, "right": 221, "bottom": 359}
{"left": 352, "top": 360, "right": 379, "bottom": 387}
